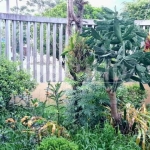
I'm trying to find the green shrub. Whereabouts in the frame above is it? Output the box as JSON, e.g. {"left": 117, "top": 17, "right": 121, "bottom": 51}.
{"left": 117, "top": 84, "right": 147, "bottom": 108}
{"left": 37, "top": 136, "right": 79, "bottom": 150}
{"left": 64, "top": 82, "right": 109, "bottom": 129}
{"left": 74, "top": 123, "right": 141, "bottom": 150}
{"left": 0, "top": 127, "right": 36, "bottom": 150}
{"left": 0, "top": 57, "right": 36, "bottom": 109}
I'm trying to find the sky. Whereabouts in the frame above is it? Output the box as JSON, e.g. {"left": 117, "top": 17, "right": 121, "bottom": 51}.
{"left": 0, "top": 0, "right": 132, "bottom": 13}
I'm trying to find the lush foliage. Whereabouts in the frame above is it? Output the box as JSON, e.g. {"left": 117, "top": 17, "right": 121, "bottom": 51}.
{"left": 64, "top": 82, "right": 109, "bottom": 129}
{"left": 81, "top": 7, "right": 150, "bottom": 121}
{"left": 123, "top": 0, "right": 150, "bottom": 20}
{"left": 37, "top": 136, "right": 79, "bottom": 150}
{"left": 62, "top": 33, "right": 94, "bottom": 88}
{"left": 74, "top": 123, "right": 140, "bottom": 150}
{"left": 11, "top": 0, "right": 65, "bottom": 15}
{"left": 0, "top": 57, "right": 36, "bottom": 109}
{"left": 82, "top": 7, "right": 149, "bottom": 89}
{"left": 1, "top": 5, "right": 150, "bottom": 149}
{"left": 0, "top": 103, "right": 68, "bottom": 149}
{"left": 42, "top": 2, "right": 102, "bottom": 19}
{"left": 117, "top": 84, "right": 147, "bottom": 108}
{"left": 0, "top": 107, "right": 36, "bottom": 150}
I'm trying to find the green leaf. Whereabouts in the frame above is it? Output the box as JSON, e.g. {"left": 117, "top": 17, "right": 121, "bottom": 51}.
{"left": 123, "top": 33, "right": 136, "bottom": 40}
{"left": 102, "top": 7, "right": 115, "bottom": 14}
{"left": 103, "top": 14, "right": 115, "bottom": 20}
{"left": 96, "top": 21, "right": 110, "bottom": 25}
{"left": 100, "top": 53, "right": 112, "bottom": 58}
{"left": 110, "top": 39, "right": 120, "bottom": 44}
{"left": 122, "top": 25, "right": 134, "bottom": 38}
{"left": 136, "top": 64, "right": 146, "bottom": 73}
{"left": 80, "top": 30, "right": 91, "bottom": 37}
{"left": 61, "top": 50, "right": 70, "bottom": 57}
{"left": 97, "top": 67, "right": 105, "bottom": 72}
{"left": 96, "top": 25, "right": 109, "bottom": 31}
{"left": 91, "top": 28, "right": 100, "bottom": 40}
{"left": 123, "top": 58, "right": 138, "bottom": 69}
{"left": 125, "top": 52, "right": 144, "bottom": 61}
{"left": 111, "top": 46, "right": 120, "bottom": 51}
{"left": 94, "top": 46, "right": 106, "bottom": 55}
{"left": 93, "top": 46, "right": 102, "bottom": 51}
{"left": 135, "top": 31, "right": 147, "bottom": 38}
{"left": 114, "top": 18, "right": 122, "bottom": 42}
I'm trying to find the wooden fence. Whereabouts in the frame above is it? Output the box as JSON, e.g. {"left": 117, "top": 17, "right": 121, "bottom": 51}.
{"left": 0, "top": 13, "right": 94, "bottom": 83}
{"left": 0, "top": 13, "right": 149, "bottom": 83}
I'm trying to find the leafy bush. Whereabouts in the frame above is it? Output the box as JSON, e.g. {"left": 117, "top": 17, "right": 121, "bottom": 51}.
{"left": 64, "top": 82, "right": 109, "bottom": 129}
{"left": 74, "top": 123, "right": 140, "bottom": 150}
{"left": 37, "top": 136, "right": 79, "bottom": 150}
{"left": 0, "top": 125, "right": 36, "bottom": 150}
{"left": 117, "top": 84, "right": 147, "bottom": 108}
{"left": 0, "top": 57, "right": 36, "bottom": 109}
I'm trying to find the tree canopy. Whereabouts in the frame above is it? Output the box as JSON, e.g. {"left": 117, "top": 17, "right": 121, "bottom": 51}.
{"left": 10, "top": 0, "right": 65, "bottom": 15}
{"left": 42, "top": 2, "right": 102, "bottom": 19}
{"left": 123, "top": 0, "right": 150, "bottom": 20}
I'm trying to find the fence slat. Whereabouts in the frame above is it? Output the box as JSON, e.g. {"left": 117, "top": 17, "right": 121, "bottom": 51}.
{"left": 19, "top": 21, "right": 23, "bottom": 69}
{"left": 26, "top": 22, "right": 30, "bottom": 70}
{"left": 65, "top": 24, "right": 69, "bottom": 77}
{"left": 33, "top": 22, "right": 37, "bottom": 81}
{"left": 53, "top": 23, "right": 56, "bottom": 82}
{"left": 12, "top": 21, "right": 16, "bottom": 61}
{"left": 40, "top": 23, "right": 44, "bottom": 82}
{"left": 59, "top": 24, "right": 63, "bottom": 81}
{"left": 72, "top": 24, "right": 76, "bottom": 34}
{"left": 46, "top": 23, "right": 50, "bottom": 81}
{"left": 0, "top": 20, "right": 1, "bottom": 55}
{"left": 5, "top": 20, "right": 10, "bottom": 59}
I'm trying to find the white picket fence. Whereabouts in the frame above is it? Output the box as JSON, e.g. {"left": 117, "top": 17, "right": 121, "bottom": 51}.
{"left": 0, "top": 13, "right": 149, "bottom": 83}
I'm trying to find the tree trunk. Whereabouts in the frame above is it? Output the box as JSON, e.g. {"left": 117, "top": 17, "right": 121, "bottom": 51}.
{"left": 106, "top": 90, "right": 119, "bottom": 122}
{"left": 67, "top": 0, "right": 88, "bottom": 36}
{"left": 67, "top": 0, "right": 88, "bottom": 124}
{"left": 67, "top": 0, "right": 73, "bottom": 36}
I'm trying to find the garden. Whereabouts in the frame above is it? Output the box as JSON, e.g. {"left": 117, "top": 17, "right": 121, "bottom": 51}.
{"left": 1, "top": 0, "right": 150, "bottom": 149}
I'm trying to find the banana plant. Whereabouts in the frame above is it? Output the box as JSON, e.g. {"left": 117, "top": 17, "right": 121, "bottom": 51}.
{"left": 81, "top": 7, "right": 150, "bottom": 123}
